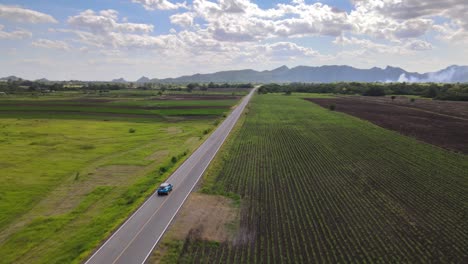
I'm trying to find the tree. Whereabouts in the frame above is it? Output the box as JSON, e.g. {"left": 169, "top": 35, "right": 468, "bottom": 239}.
{"left": 363, "top": 87, "right": 385, "bottom": 96}
{"left": 425, "top": 85, "right": 439, "bottom": 98}
{"left": 187, "top": 83, "right": 198, "bottom": 92}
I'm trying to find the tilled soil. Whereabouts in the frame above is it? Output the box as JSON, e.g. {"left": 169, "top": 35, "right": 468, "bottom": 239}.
{"left": 151, "top": 95, "right": 241, "bottom": 100}
{"left": 342, "top": 96, "right": 468, "bottom": 120}
{"left": 306, "top": 97, "right": 468, "bottom": 154}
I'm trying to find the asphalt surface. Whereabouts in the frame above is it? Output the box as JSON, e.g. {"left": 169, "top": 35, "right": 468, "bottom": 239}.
{"left": 85, "top": 88, "right": 256, "bottom": 264}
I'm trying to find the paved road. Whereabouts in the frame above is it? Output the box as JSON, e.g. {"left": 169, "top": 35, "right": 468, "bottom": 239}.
{"left": 85, "top": 88, "right": 256, "bottom": 264}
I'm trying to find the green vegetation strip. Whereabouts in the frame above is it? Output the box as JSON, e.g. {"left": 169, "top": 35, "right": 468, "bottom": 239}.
{"left": 0, "top": 115, "right": 216, "bottom": 263}
{"left": 176, "top": 93, "right": 468, "bottom": 263}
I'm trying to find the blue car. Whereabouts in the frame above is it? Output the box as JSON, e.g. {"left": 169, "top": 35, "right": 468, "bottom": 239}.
{"left": 157, "top": 183, "right": 173, "bottom": 195}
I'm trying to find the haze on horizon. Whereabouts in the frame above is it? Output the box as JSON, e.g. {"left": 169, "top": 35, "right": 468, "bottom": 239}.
{"left": 0, "top": 0, "right": 467, "bottom": 81}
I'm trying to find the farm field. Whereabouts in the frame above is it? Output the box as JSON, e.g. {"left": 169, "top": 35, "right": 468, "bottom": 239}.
{"left": 353, "top": 95, "right": 468, "bottom": 119}
{"left": 161, "top": 93, "right": 468, "bottom": 263}
{"left": 0, "top": 90, "right": 243, "bottom": 263}
{"left": 0, "top": 92, "right": 240, "bottom": 121}
{"left": 307, "top": 96, "right": 468, "bottom": 153}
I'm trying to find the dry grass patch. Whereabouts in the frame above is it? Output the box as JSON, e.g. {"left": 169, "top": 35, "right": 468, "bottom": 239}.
{"left": 145, "top": 150, "right": 170, "bottom": 161}
{"left": 166, "top": 126, "right": 183, "bottom": 134}
{"left": 0, "top": 165, "right": 145, "bottom": 244}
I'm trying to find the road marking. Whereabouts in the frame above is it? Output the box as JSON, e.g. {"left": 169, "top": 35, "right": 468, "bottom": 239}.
{"left": 111, "top": 196, "right": 170, "bottom": 264}
{"left": 85, "top": 190, "right": 159, "bottom": 264}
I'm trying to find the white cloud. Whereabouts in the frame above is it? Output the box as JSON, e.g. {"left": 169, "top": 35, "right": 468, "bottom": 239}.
{"left": 64, "top": 9, "right": 178, "bottom": 50}
{"left": 0, "top": 24, "right": 32, "bottom": 39}
{"left": 170, "top": 12, "right": 195, "bottom": 27}
{"left": 434, "top": 22, "right": 468, "bottom": 44}
{"left": 131, "top": 0, "right": 187, "bottom": 10}
{"left": 0, "top": 4, "right": 57, "bottom": 23}
{"left": 68, "top": 9, "right": 154, "bottom": 34}
{"left": 350, "top": 0, "right": 467, "bottom": 41}
{"left": 188, "top": 0, "right": 351, "bottom": 42}
{"left": 32, "top": 39, "right": 71, "bottom": 51}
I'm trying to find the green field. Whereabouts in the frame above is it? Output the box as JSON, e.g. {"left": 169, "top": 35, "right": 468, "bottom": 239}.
{"left": 0, "top": 91, "right": 241, "bottom": 263}
{"left": 169, "top": 93, "right": 468, "bottom": 262}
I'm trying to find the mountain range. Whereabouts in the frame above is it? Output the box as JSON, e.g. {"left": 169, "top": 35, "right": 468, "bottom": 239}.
{"left": 2, "top": 65, "right": 468, "bottom": 83}
{"left": 137, "top": 65, "right": 468, "bottom": 83}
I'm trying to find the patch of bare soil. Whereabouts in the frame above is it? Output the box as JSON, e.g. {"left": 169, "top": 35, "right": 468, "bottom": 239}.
{"left": 168, "top": 193, "right": 239, "bottom": 241}
{"left": 148, "top": 193, "right": 239, "bottom": 263}
{"left": 306, "top": 97, "right": 468, "bottom": 154}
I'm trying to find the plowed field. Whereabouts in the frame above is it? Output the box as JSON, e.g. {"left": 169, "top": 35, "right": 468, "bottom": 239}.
{"left": 306, "top": 97, "right": 468, "bottom": 153}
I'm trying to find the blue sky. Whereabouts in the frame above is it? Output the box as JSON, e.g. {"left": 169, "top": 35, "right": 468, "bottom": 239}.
{"left": 0, "top": 0, "right": 467, "bottom": 80}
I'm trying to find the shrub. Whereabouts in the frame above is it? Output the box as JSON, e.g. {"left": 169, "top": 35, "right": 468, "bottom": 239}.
{"left": 159, "top": 166, "right": 168, "bottom": 174}
{"left": 329, "top": 104, "right": 336, "bottom": 111}
{"left": 129, "top": 128, "right": 136, "bottom": 133}
{"left": 171, "top": 156, "right": 178, "bottom": 163}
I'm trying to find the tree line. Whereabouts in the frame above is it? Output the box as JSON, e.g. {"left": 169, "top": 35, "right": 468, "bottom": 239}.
{"left": 0, "top": 80, "right": 254, "bottom": 94}
{"left": 258, "top": 82, "right": 468, "bottom": 101}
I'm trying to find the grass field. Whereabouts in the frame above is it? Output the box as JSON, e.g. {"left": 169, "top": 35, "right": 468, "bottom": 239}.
{"left": 0, "top": 90, "right": 242, "bottom": 263}
{"left": 165, "top": 93, "right": 468, "bottom": 263}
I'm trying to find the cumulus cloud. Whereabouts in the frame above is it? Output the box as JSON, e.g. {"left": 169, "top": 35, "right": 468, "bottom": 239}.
{"left": 0, "top": 4, "right": 57, "bottom": 23}
{"left": 68, "top": 9, "right": 154, "bottom": 34}
{"left": 433, "top": 22, "right": 468, "bottom": 43}
{"left": 131, "top": 0, "right": 187, "bottom": 10}
{"left": 350, "top": 0, "right": 468, "bottom": 41}
{"left": 63, "top": 10, "right": 180, "bottom": 50}
{"left": 0, "top": 24, "right": 32, "bottom": 39}
{"left": 32, "top": 39, "right": 71, "bottom": 50}
{"left": 170, "top": 12, "right": 195, "bottom": 27}
{"left": 352, "top": 0, "right": 467, "bottom": 21}
{"left": 187, "top": 0, "right": 351, "bottom": 42}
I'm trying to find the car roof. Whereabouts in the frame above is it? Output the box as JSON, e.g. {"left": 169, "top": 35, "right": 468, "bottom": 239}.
{"left": 160, "top": 183, "right": 171, "bottom": 187}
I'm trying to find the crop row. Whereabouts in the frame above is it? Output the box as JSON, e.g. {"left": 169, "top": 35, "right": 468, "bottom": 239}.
{"left": 177, "top": 94, "right": 468, "bottom": 263}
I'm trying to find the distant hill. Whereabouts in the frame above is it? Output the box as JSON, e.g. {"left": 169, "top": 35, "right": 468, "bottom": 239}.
{"left": 0, "top": 76, "right": 23, "bottom": 81}
{"left": 148, "top": 65, "right": 467, "bottom": 83}
{"left": 111, "top": 78, "right": 127, "bottom": 83}
{"left": 35, "top": 78, "right": 50, "bottom": 82}
{"left": 136, "top": 76, "right": 150, "bottom": 83}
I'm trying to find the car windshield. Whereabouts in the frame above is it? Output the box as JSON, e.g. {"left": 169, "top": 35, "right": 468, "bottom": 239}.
{"left": 159, "top": 183, "right": 170, "bottom": 189}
